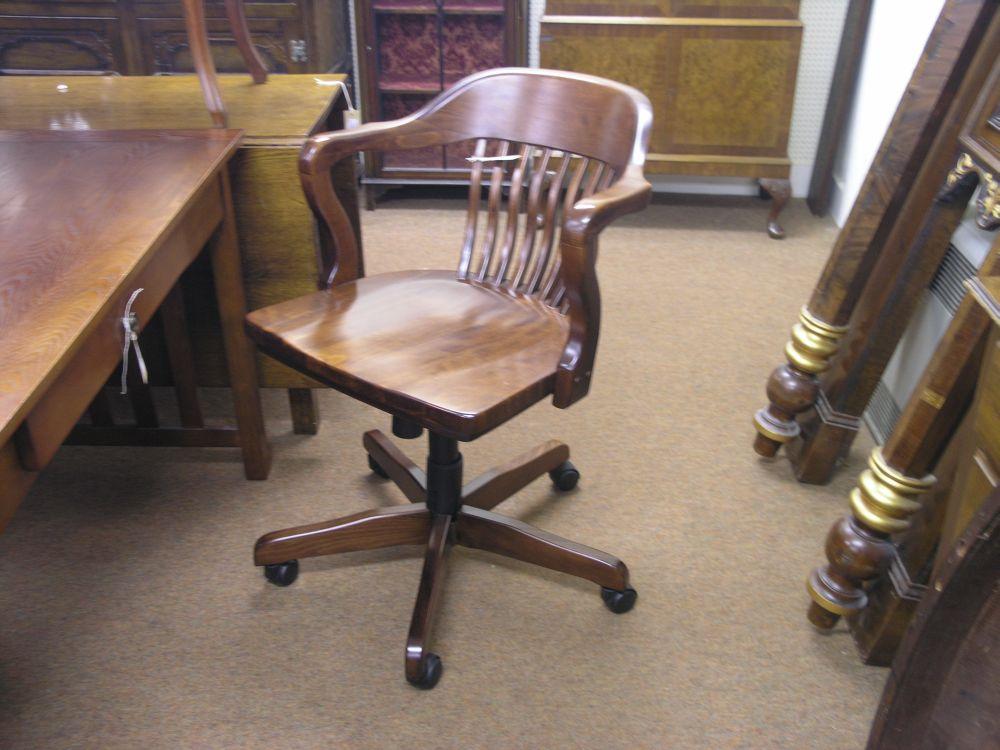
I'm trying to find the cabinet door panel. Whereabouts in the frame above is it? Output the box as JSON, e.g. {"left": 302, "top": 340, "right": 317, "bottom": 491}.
{"left": 544, "top": 1, "right": 799, "bottom": 19}
{"left": 136, "top": 17, "right": 299, "bottom": 74}
{"left": 540, "top": 19, "right": 800, "bottom": 159}
{"left": 0, "top": 18, "right": 125, "bottom": 73}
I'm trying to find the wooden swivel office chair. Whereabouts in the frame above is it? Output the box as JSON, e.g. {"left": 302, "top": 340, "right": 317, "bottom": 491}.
{"left": 249, "top": 68, "right": 653, "bottom": 689}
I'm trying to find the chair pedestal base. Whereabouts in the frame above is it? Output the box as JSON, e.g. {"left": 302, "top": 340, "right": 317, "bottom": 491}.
{"left": 253, "top": 429, "right": 636, "bottom": 689}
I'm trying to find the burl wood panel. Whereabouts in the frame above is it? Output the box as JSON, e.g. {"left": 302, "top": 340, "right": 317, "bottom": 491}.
{"left": 540, "top": 16, "right": 799, "bottom": 179}
{"left": 545, "top": 1, "right": 799, "bottom": 18}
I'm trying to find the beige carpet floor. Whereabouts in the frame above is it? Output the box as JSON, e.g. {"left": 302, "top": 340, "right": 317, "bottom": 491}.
{"left": 0, "top": 195, "right": 887, "bottom": 749}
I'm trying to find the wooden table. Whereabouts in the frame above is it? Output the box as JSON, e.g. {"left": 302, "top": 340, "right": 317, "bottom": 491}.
{"left": 0, "top": 129, "right": 271, "bottom": 534}
{"left": 0, "top": 73, "right": 362, "bottom": 435}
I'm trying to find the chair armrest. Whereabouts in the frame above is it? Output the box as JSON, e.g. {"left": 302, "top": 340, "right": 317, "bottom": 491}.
{"left": 554, "top": 169, "right": 651, "bottom": 409}
{"left": 298, "top": 118, "right": 438, "bottom": 288}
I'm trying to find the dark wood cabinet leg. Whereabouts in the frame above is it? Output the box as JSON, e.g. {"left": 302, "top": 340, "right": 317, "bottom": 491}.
{"left": 455, "top": 506, "right": 629, "bottom": 591}
{"left": 758, "top": 178, "right": 791, "bottom": 239}
{"left": 209, "top": 171, "right": 271, "bottom": 479}
{"left": 405, "top": 514, "right": 450, "bottom": 688}
{"left": 288, "top": 388, "right": 319, "bottom": 435}
{"left": 363, "top": 430, "right": 426, "bottom": 502}
{"left": 461, "top": 439, "right": 568, "bottom": 510}
{"left": 254, "top": 504, "right": 430, "bottom": 565}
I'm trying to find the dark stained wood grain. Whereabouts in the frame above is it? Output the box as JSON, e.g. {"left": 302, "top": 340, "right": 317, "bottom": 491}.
{"left": 806, "top": 270, "right": 999, "bottom": 634}
{"left": 254, "top": 504, "right": 431, "bottom": 565}
{"left": 456, "top": 506, "right": 630, "bottom": 590}
{"left": 461, "top": 440, "right": 568, "bottom": 510}
{"left": 753, "top": 0, "right": 999, "bottom": 460}
{"left": 867, "top": 488, "right": 1000, "bottom": 750}
{"left": 405, "top": 514, "right": 450, "bottom": 687}
{"left": 251, "top": 69, "right": 646, "bottom": 688}
{"left": 247, "top": 270, "right": 572, "bottom": 441}
{"left": 792, "top": 24, "right": 1000, "bottom": 484}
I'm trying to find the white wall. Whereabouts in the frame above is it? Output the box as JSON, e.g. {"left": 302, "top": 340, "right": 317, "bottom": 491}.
{"left": 829, "top": 0, "right": 946, "bottom": 225}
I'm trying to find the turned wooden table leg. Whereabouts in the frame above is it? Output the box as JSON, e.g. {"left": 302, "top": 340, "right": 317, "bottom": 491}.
{"left": 807, "top": 448, "right": 933, "bottom": 628}
{"left": 806, "top": 279, "right": 992, "bottom": 631}
{"left": 758, "top": 178, "right": 790, "bottom": 240}
{"left": 753, "top": 307, "right": 848, "bottom": 457}
{"left": 288, "top": 388, "right": 319, "bottom": 435}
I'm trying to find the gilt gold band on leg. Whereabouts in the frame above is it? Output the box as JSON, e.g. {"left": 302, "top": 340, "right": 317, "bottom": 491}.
{"left": 752, "top": 308, "right": 848, "bottom": 454}
{"left": 849, "top": 448, "right": 935, "bottom": 534}
{"left": 805, "top": 447, "right": 935, "bottom": 628}
{"left": 784, "top": 307, "right": 849, "bottom": 375}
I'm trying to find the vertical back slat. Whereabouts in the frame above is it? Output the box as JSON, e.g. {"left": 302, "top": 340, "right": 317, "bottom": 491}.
{"left": 526, "top": 154, "right": 571, "bottom": 294}
{"left": 491, "top": 144, "right": 532, "bottom": 285}
{"left": 510, "top": 147, "right": 552, "bottom": 290}
{"left": 540, "top": 156, "right": 590, "bottom": 303}
{"left": 457, "top": 138, "right": 488, "bottom": 279}
{"left": 474, "top": 140, "right": 510, "bottom": 282}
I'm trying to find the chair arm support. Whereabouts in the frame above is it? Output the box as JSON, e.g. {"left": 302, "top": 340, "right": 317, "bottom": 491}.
{"left": 553, "top": 170, "right": 651, "bottom": 408}
{"left": 298, "top": 118, "right": 439, "bottom": 288}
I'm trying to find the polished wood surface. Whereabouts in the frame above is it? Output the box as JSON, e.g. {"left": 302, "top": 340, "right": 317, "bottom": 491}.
{"left": 0, "top": 0, "right": 348, "bottom": 76}
{"left": 0, "top": 72, "right": 359, "bottom": 396}
{"left": 540, "top": 1, "right": 800, "bottom": 237}
{"left": 0, "top": 73, "right": 344, "bottom": 135}
{"left": 867, "top": 488, "right": 1000, "bottom": 750}
{"left": 0, "top": 129, "right": 270, "bottom": 532}
{"left": 252, "top": 69, "right": 647, "bottom": 688}
{"left": 753, "top": 0, "right": 999, "bottom": 461}
{"left": 0, "top": 129, "right": 235, "bottom": 448}
{"left": 294, "top": 68, "right": 652, "bottom": 414}
{"left": 247, "top": 270, "right": 571, "bottom": 440}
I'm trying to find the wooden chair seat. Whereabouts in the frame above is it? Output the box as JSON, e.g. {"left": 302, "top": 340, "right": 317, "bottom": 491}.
{"left": 246, "top": 270, "right": 570, "bottom": 440}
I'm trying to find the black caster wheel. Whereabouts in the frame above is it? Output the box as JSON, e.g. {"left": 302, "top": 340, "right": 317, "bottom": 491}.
{"left": 407, "top": 653, "right": 442, "bottom": 689}
{"left": 368, "top": 454, "right": 389, "bottom": 479}
{"left": 549, "top": 460, "right": 579, "bottom": 491}
{"left": 264, "top": 560, "right": 299, "bottom": 587}
{"left": 601, "top": 586, "right": 637, "bottom": 614}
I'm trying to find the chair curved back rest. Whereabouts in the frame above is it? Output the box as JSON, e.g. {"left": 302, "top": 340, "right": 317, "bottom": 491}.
{"left": 403, "top": 69, "right": 652, "bottom": 307}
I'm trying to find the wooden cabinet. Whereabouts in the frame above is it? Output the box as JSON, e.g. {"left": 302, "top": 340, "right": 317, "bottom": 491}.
{"left": 353, "top": 0, "right": 526, "bottom": 184}
{"left": 0, "top": 0, "right": 349, "bottom": 75}
{"left": 540, "top": 0, "right": 802, "bottom": 236}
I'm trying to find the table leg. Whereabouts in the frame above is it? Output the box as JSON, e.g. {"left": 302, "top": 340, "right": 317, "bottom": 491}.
{"left": 209, "top": 171, "right": 271, "bottom": 480}
{"left": 288, "top": 388, "right": 319, "bottom": 435}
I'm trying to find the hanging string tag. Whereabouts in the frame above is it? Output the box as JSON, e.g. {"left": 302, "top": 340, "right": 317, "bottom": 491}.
{"left": 314, "top": 78, "right": 360, "bottom": 129}
{"left": 120, "top": 288, "right": 148, "bottom": 395}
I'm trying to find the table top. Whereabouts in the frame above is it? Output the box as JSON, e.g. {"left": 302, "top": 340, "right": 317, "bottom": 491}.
{"left": 0, "top": 128, "right": 242, "bottom": 447}
{"left": 0, "top": 74, "right": 346, "bottom": 143}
